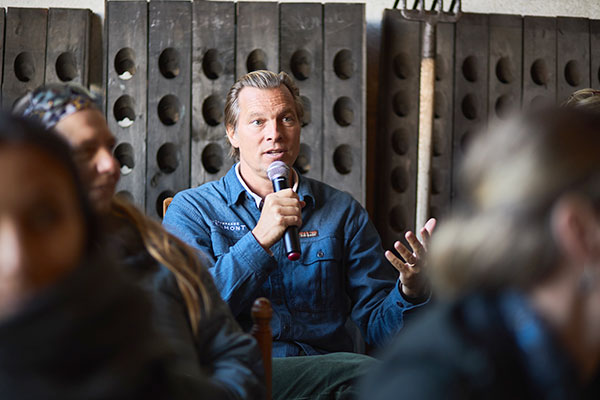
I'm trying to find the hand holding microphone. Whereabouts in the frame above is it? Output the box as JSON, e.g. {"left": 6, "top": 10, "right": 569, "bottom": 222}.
{"left": 251, "top": 161, "right": 303, "bottom": 260}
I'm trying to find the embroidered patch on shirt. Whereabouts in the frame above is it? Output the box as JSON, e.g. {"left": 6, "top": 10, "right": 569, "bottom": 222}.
{"left": 213, "top": 220, "right": 248, "bottom": 232}
{"left": 299, "top": 230, "right": 318, "bottom": 238}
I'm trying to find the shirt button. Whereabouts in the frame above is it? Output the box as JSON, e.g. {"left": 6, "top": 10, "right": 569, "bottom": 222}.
{"left": 317, "top": 250, "right": 324, "bottom": 258}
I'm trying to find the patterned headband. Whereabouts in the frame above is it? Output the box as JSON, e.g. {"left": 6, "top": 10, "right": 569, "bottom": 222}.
{"left": 14, "top": 84, "right": 100, "bottom": 130}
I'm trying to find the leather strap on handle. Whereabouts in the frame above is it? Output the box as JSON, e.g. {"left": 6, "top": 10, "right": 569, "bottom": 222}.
{"left": 416, "top": 56, "right": 435, "bottom": 232}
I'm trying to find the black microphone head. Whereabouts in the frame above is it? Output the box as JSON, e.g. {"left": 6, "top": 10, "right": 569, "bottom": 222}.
{"left": 267, "top": 161, "right": 289, "bottom": 181}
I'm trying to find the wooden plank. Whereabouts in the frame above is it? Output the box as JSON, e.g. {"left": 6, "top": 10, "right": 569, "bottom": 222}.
{"left": 280, "top": 3, "right": 323, "bottom": 181}
{"left": 146, "top": 0, "right": 192, "bottom": 218}
{"left": 374, "top": 10, "right": 419, "bottom": 249}
{"left": 522, "top": 17, "right": 556, "bottom": 109}
{"left": 106, "top": 0, "right": 148, "bottom": 208}
{"left": 236, "top": 2, "right": 279, "bottom": 78}
{"left": 556, "top": 17, "right": 590, "bottom": 103}
{"left": 3, "top": 8, "right": 47, "bottom": 109}
{"left": 191, "top": 1, "right": 235, "bottom": 187}
{"left": 592, "top": 19, "right": 600, "bottom": 89}
{"left": 45, "top": 8, "right": 90, "bottom": 86}
{"left": 429, "top": 21, "right": 454, "bottom": 221}
{"left": 488, "top": 14, "right": 522, "bottom": 124}
{"left": 452, "top": 13, "right": 489, "bottom": 200}
{"left": 323, "top": 3, "right": 366, "bottom": 205}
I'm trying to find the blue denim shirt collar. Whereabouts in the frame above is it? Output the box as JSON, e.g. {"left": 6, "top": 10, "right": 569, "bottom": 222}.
{"left": 224, "top": 165, "right": 315, "bottom": 209}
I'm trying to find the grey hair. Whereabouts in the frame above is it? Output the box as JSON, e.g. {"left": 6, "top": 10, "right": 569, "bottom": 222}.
{"left": 563, "top": 88, "right": 600, "bottom": 112}
{"left": 223, "top": 70, "right": 304, "bottom": 160}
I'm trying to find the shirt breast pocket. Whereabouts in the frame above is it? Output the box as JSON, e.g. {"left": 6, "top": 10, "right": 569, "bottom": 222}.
{"left": 211, "top": 230, "right": 244, "bottom": 258}
{"left": 288, "top": 236, "right": 343, "bottom": 313}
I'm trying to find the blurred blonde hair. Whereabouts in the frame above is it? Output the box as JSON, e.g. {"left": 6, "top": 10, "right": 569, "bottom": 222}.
{"left": 563, "top": 88, "right": 600, "bottom": 111}
{"left": 429, "top": 108, "right": 600, "bottom": 298}
{"left": 110, "top": 197, "right": 211, "bottom": 335}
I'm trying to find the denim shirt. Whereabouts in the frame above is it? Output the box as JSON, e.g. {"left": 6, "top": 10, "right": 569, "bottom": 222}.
{"left": 163, "top": 165, "right": 426, "bottom": 357}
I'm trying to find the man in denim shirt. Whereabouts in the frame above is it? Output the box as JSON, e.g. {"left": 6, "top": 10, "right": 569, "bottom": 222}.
{"left": 164, "top": 70, "right": 432, "bottom": 352}
{"left": 164, "top": 70, "right": 433, "bottom": 396}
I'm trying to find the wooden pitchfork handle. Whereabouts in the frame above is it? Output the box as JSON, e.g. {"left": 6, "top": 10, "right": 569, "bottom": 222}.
{"left": 415, "top": 22, "right": 436, "bottom": 232}
{"left": 398, "top": 0, "right": 462, "bottom": 233}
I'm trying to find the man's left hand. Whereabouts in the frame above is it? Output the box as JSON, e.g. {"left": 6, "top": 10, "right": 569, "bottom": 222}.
{"left": 385, "top": 218, "right": 436, "bottom": 300}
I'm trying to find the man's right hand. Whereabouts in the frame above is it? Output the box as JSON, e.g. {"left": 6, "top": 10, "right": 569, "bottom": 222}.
{"left": 252, "top": 188, "right": 305, "bottom": 252}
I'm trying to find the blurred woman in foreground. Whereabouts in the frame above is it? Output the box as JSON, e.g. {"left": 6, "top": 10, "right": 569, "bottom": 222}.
{"left": 15, "top": 84, "right": 264, "bottom": 399}
{"left": 363, "top": 107, "right": 600, "bottom": 399}
{"left": 0, "top": 114, "right": 183, "bottom": 399}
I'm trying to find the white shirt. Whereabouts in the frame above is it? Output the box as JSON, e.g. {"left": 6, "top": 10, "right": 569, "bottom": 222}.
{"left": 234, "top": 162, "right": 299, "bottom": 209}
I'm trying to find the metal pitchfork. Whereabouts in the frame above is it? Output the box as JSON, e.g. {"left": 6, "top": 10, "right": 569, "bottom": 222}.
{"left": 393, "top": 0, "right": 461, "bottom": 232}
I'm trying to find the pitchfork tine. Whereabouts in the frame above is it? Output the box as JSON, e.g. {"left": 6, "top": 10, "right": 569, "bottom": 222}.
{"left": 450, "top": 0, "right": 461, "bottom": 13}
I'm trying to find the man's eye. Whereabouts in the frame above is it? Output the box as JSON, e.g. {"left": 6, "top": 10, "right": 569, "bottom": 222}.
{"left": 251, "top": 120, "right": 263, "bottom": 126}
{"left": 282, "top": 115, "right": 296, "bottom": 123}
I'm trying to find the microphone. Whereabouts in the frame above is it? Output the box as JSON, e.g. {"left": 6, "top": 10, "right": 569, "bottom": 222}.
{"left": 267, "top": 161, "right": 301, "bottom": 261}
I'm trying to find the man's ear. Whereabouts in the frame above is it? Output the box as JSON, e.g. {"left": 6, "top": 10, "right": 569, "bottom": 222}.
{"left": 226, "top": 125, "right": 239, "bottom": 149}
{"left": 551, "top": 194, "right": 600, "bottom": 265}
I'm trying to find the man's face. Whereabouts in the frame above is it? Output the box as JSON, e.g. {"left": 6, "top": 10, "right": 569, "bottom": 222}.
{"left": 227, "top": 86, "right": 301, "bottom": 181}
{"left": 54, "top": 108, "right": 120, "bottom": 214}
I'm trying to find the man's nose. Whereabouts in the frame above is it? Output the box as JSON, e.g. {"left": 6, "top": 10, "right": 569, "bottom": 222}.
{"left": 97, "top": 147, "right": 120, "bottom": 177}
{"left": 265, "top": 120, "right": 282, "bottom": 141}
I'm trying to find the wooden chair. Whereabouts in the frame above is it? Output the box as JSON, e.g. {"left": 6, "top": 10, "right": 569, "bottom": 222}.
{"left": 163, "top": 197, "right": 273, "bottom": 399}
{"left": 251, "top": 298, "right": 273, "bottom": 399}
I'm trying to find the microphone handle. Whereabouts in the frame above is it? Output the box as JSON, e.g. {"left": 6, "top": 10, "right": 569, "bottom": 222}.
{"left": 271, "top": 176, "right": 301, "bottom": 261}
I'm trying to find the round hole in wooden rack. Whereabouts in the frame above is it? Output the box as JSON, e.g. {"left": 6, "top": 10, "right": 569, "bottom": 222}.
{"left": 202, "top": 95, "right": 223, "bottom": 127}
{"left": 461, "top": 94, "right": 477, "bottom": 120}
{"left": 114, "top": 47, "right": 136, "bottom": 80}
{"left": 495, "top": 57, "right": 514, "bottom": 84}
{"left": 291, "top": 49, "right": 312, "bottom": 81}
{"left": 114, "top": 142, "right": 135, "bottom": 175}
{"left": 334, "top": 49, "right": 354, "bottom": 80}
{"left": 391, "top": 166, "right": 408, "bottom": 193}
{"left": 159, "top": 47, "right": 180, "bottom": 79}
{"left": 157, "top": 95, "right": 182, "bottom": 126}
{"left": 461, "top": 56, "right": 478, "bottom": 82}
{"left": 201, "top": 142, "right": 224, "bottom": 174}
{"left": 246, "top": 49, "right": 268, "bottom": 72}
{"left": 14, "top": 52, "right": 35, "bottom": 82}
{"left": 56, "top": 52, "right": 78, "bottom": 82}
{"left": 333, "top": 144, "right": 353, "bottom": 175}
{"left": 530, "top": 58, "right": 549, "bottom": 86}
{"left": 564, "top": 60, "right": 581, "bottom": 87}
{"left": 203, "top": 48, "right": 223, "bottom": 80}
{"left": 113, "top": 95, "right": 136, "bottom": 128}
{"left": 157, "top": 142, "right": 179, "bottom": 174}
{"left": 333, "top": 97, "right": 354, "bottom": 127}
